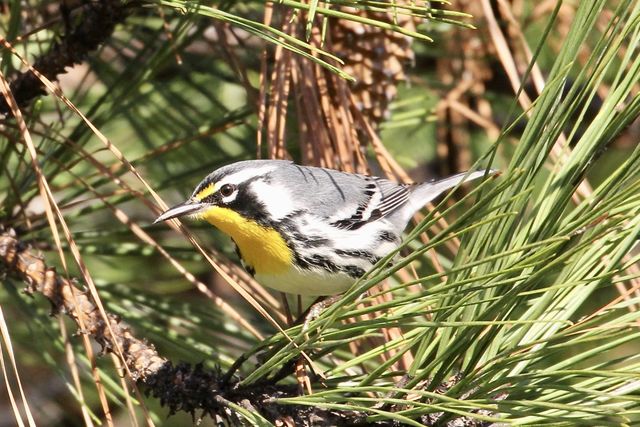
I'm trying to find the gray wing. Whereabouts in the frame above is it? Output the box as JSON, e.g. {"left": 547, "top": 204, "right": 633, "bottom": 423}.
{"left": 269, "top": 163, "right": 411, "bottom": 229}
{"left": 373, "top": 178, "right": 411, "bottom": 218}
{"left": 271, "top": 164, "right": 495, "bottom": 233}
{"left": 330, "top": 176, "right": 410, "bottom": 230}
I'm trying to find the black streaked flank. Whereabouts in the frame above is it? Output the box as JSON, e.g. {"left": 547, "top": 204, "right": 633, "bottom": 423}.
{"left": 292, "top": 232, "right": 329, "bottom": 248}
{"left": 334, "top": 249, "right": 381, "bottom": 264}
{"left": 377, "top": 230, "right": 398, "bottom": 242}
{"left": 342, "top": 265, "right": 366, "bottom": 278}
{"left": 294, "top": 253, "right": 366, "bottom": 279}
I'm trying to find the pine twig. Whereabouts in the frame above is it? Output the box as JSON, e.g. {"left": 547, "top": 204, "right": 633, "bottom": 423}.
{"left": 0, "top": 228, "right": 165, "bottom": 378}
{"left": 0, "top": 229, "right": 371, "bottom": 425}
{"left": 0, "top": 0, "right": 129, "bottom": 115}
{"left": 0, "top": 229, "right": 499, "bottom": 426}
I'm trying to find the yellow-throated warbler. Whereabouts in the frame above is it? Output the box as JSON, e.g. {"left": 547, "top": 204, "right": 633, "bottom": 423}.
{"left": 155, "top": 160, "right": 492, "bottom": 295}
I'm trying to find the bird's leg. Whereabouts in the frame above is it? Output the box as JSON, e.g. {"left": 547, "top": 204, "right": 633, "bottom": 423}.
{"left": 279, "top": 292, "right": 367, "bottom": 394}
{"left": 372, "top": 374, "right": 412, "bottom": 411}
{"left": 279, "top": 293, "right": 313, "bottom": 394}
{"left": 295, "top": 355, "right": 313, "bottom": 395}
{"left": 300, "top": 294, "right": 343, "bottom": 333}
{"left": 282, "top": 294, "right": 341, "bottom": 396}
{"left": 298, "top": 291, "right": 372, "bottom": 332}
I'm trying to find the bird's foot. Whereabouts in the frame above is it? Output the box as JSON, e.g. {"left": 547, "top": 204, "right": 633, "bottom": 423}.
{"left": 301, "top": 294, "right": 343, "bottom": 333}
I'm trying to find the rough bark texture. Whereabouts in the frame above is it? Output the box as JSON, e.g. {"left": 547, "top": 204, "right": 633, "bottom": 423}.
{"left": 0, "top": 228, "right": 166, "bottom": 379}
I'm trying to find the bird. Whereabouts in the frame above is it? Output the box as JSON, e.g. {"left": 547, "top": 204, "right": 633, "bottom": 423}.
{"left": 154, "top": 160, "right": 493, "bottom": 296}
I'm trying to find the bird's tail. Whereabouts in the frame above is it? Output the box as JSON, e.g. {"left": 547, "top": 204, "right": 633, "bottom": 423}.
{"left": 401, "top": 169, "right": 497, "bottom": 222}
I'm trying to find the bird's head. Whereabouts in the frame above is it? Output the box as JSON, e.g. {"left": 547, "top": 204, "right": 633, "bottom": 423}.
{"left": 153, "top": 160, "right": 286, "bottom": 225}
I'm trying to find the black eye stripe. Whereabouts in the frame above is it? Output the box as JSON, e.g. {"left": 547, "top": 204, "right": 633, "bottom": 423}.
{"left": 202, "top": 193, "right": 219, "bottom": 204}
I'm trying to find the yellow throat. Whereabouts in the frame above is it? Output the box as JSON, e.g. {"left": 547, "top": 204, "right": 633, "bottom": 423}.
{"left": 199, "top": 206, "right": 293, "bottom": 274}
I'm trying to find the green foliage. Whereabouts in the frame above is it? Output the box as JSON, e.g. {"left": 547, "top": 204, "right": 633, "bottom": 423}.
{"left": 0, "top": 0, "right": 639, "bottom": 426}
{"left": 237, "top": 2, "right": 640, "bottom": 425}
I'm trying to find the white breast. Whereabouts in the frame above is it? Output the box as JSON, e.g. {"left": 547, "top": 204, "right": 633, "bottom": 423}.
{"left": 256, "top": 266, "right": 356, "bottom": 296}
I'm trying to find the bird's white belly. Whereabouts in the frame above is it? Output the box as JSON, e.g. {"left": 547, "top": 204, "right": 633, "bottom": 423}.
{"left": 256, "top": 266, "right": 357, "bottom": 296}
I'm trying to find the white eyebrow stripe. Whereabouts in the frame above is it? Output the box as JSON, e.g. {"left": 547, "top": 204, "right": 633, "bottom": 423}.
{"left": 218, "top": 165, "right": 278, "bottom": 187}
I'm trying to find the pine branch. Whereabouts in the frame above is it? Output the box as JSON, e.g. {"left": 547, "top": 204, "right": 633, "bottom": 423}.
{"left": 0, "top": 229, "right": 364, "bottom": 425}
{"left": 0, "top": 227, "right": 165, "bottom": 379}
{"left": 0, "top": 0, "right": 129, "bottom": 116}
{"left": 0, "top": 228, "right": 497, "bottom": 426}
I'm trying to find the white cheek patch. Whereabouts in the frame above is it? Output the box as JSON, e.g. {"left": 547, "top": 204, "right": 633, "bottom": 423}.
{"left": 250, "top": 180, "right": 295, "bottom": 221}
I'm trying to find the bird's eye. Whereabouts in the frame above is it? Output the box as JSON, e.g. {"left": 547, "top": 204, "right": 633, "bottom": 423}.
{"left": 219, "top": 184, "right": 236, "bottom": 197}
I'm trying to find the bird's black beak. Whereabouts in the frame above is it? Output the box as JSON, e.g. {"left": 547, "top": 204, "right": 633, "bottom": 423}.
{"left": 153, "top": 199, "right": 205, "bottom": 224}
